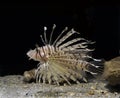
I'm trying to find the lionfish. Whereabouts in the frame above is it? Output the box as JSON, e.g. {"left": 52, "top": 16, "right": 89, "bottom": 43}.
{"left": 26, "top": 24, "right": 101, "bottom": 85}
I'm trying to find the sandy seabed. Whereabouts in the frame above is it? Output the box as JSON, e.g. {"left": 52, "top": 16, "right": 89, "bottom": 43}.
{"left": 0, "top": 75, "right": 120, "bottom": 98}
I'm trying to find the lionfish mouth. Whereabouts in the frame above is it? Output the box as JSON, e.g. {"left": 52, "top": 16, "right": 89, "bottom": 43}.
{"left": 27, "top": 49, "right": 37, "bottom": 60}
{"left": 27, "top": 49, "right": 35, "bottom": 60}
{"left": 25, "top": 24, "right": 102, "bottom": 85}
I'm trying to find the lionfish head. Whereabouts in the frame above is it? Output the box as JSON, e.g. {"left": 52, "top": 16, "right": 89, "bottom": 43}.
{"left": 27, "top": 48, "right": 41, "bottom": 62}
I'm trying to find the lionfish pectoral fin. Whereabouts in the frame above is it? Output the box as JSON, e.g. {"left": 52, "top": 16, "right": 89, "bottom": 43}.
{"left": 86, "top": 70, "right": 98, "bottom": 75}
{"left": 70, "top": 75, "right": 80, "bottom": 84}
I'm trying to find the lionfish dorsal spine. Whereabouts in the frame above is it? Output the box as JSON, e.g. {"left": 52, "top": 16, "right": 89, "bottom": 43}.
{"left": 52, "top": 27, "right": 68, "bottom": 46}
{"left": 55, "top": 28, "right": 77, "bottom": 47}
{"left": 40, "top": 35, "right": 46, "bottom": 45}
{"left": 49, "top": 24, "right": 56, "bottom": 45}
{"left": 43, "top": 26, "right": 48, "bottom": 44}
{"left": 58, "top": 38, "right": 85, "bottom": 49}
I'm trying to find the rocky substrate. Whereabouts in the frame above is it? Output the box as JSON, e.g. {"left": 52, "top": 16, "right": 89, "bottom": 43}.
{"left": 0, "top": 75, "right": 120, "bottom": 98}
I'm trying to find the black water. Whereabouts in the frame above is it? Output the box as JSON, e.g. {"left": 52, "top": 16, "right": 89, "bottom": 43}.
{"left": 0, "top": 3, "right": 119, "bottom": 75}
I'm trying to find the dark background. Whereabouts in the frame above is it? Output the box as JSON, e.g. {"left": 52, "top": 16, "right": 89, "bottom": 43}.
{"left": 0, "top": 3, "right": 119, "bottom": 75}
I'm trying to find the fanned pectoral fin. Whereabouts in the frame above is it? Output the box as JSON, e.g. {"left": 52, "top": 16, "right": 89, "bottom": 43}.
{"left": 50, "top": 61, "right": 72, "bottom": 85}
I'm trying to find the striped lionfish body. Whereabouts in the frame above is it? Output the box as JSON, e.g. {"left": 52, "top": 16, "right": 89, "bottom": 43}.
{"left": 26, "top": 24, "right": 101, "bottom": 85}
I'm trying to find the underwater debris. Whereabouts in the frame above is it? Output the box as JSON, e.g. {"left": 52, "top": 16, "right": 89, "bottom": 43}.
{"left": 25, "top": 24, "right": 102, "bottom": 85}
{"left": 102, "top": 56, "right": 120, "bottom": 86}
{"left": 23, "top": 68, "right": 36, "bottom": 82}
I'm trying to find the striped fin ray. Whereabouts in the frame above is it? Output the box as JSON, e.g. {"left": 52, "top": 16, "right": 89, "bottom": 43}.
{"left": 53, "top": 27, "right": 68, "bottom": 46}
{"left": 51, "top": 60, "right": 82, "bottom": 83}
{"left": 49, "top": 24, "right": 56, "bottom": 45}
{"left": 53, "top": 60, "right": 83, "bottom": 82}
{"left": 64, "top": 49, "right": 94, "bottom": 54}
{"left": 51, "top": 59, "right": 89, "bottom": 82}
{"left": 55, "top": 29, "right": 78, "bottom": 47}
{"left": 49, "top": 50, "right": 74, "bottom": 58}
{"left": 62, "top": 42, "right": 89, "bottom": 51}
{"left": 58, "top": 38, "right": 86, "bottom": 49}
{"left": 62, "top": 41, "right": 95, "bottom": 51}
{"left": 50, "top": 61, "right": 72, "bottom": 85}
{"left": 50, "top": 54, "right": 74, "bottom": 60}
{"left": 50, "top": 58, "right": 79, "bottom": 65}
{"left": 52, "top": 57, "right": 100, "bottom": 71}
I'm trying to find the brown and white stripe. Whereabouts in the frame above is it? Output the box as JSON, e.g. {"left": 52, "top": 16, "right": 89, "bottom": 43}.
{"left": 26, "top": 24, "right": 101, "bottom": 85}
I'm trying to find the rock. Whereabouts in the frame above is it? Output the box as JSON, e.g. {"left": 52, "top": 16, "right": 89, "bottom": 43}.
{"left": 102, "top": 56, "right": 120, "bottom": 86}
